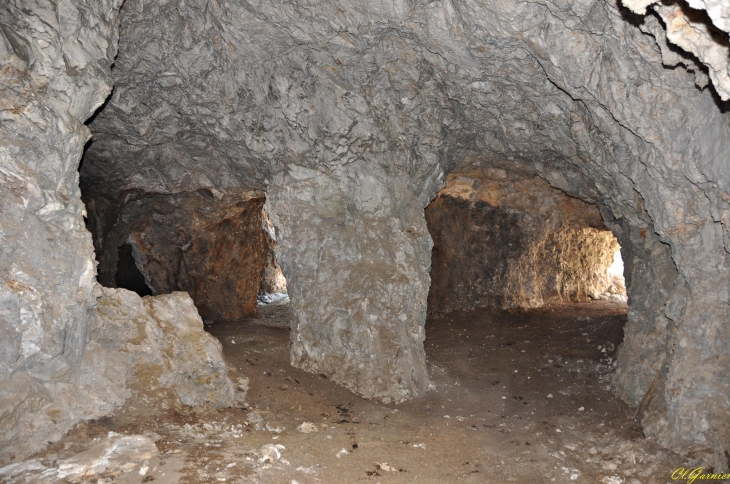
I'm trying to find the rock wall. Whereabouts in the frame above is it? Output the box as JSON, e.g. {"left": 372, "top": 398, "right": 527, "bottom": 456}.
{"left": 4, "top": 0, "right": 730, "bottom": 468}
{"left": 83, "top": 190, "right": 271, "bottom": 320}
{"left": 0, "top": 286, "right": 239, "bottom": 466}
{"left": 426, "top": 172, "right": 621, "bottom": 315}
{"left": 0, "top": 0, "right": 121, "bottom": 464}
{"left": 259, "top": 210, "right": 288, "bottom": 296}
{"left": 0, "top": 0, "right": 240, "bottom": 463}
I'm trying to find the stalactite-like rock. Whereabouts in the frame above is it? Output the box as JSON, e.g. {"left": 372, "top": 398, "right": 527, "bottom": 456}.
{"left": 621, "top": 0, "right": 730, "bottom": 100}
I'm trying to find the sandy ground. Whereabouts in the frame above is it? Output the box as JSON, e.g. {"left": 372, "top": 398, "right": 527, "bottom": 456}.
{"left": 6, "top": 300, "right": 684, "bottom": 483}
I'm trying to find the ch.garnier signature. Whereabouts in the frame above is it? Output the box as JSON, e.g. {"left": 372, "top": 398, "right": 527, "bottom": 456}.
{"left": 672, "top": 467, "right": 730, "bottom": 483}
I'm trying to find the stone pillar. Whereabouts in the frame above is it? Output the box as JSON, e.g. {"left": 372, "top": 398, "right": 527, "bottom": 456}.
{"left": 266, "top": 164, "right": 433, "bottom": 403}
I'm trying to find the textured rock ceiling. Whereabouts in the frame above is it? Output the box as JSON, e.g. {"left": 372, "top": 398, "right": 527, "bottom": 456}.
{"left": 83, "top": 0, "right": 727, "bottom": 205}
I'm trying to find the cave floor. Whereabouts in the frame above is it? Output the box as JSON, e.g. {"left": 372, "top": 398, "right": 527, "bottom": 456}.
{"left": 21, "top": 300, "right": 681, "bottom": 484}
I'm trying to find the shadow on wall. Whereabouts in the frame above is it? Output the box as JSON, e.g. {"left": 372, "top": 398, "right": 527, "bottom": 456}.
{"left": 115, "top": 243, "right": 153, "bottom": 296}
{"left": 426, "top": 170, "right": 626, "bottom": 315}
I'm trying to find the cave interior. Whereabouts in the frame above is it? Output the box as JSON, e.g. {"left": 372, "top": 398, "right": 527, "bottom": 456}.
{"left": 2, "top": 0, "right": 730, "bottom": 480}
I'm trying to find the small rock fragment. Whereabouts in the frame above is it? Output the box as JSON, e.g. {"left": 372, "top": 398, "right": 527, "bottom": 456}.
{"left": 297, "top": 422, "right": 318, "bottom": 433}
{"left": 259, "top": 444, "right": 286, "bottom": 463}
{"left": 266, "top": 423, "right": 285, "bottom": 433}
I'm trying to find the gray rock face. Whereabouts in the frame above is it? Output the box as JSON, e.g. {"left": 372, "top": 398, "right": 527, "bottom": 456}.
{"left": 79, "top": 0, "right": 730, "bottom": 467}
{"left": 0, "top": 286, "right": 238, "bottom": 465}
{"left": 0, "top": 0, "right": 123, "bottom": 464}
{"left": 82, "top": 288, "right": 237, "bottom": 410}
{"left": 426, "top": 171, "right": 622, "bottom": 315}
{"left": 266, "top": 165, "right": 435, "bottom": 402}
{"left": 621, "top": 0, "right": 730, "bottom": 100}
{"left": 3, "top": 0, "right": 730, "bottom": 469}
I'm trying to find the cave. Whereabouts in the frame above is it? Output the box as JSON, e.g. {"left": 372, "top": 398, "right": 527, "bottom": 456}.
{"left": 81, "top": 182, "right": 287, "bottom": 321}
{"left": 115, "top": 243, "right": 153, "bottom": 297}
{"left": 425, "top": 170, "right": 627, "bottom": 315}
{"left": 2, "top": 0, "right": 730, "bottom": 480}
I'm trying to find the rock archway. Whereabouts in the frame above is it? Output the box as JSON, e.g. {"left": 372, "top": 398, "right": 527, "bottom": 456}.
{"left": 425, "top": 170, "right": 626, "bottom": 315}
{"left": 2, "top": 0, "right": 729, "bottom": 469}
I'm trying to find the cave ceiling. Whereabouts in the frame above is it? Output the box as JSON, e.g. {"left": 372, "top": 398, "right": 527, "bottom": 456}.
{"left": 82, "top": 0, "right": 728, "bottom": 229}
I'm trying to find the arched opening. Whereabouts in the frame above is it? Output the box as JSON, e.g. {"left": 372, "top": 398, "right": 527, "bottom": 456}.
{"left": 425, "top": 170, "right": 627, "bottom": 314}
{"left": 421, "top": 169, "right": 636, "bottom": 460}
{"left": 80, "top": 184, "right": 289, "bottom": 324}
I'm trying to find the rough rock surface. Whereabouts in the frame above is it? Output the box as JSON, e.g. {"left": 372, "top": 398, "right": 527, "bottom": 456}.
{"left": 83, "top": 288, "right": 237, "bottom": 410}
{"left": 77, "top": 0, "right": 730, "bottom": 467}
{"left": 259, "top": 210, "right": 288, "bottom": 296}
{"left": 621, "top": 0, "right": 730, "bottom": 100}
{"left": 0, "top": 0, "right": 123, "bottom": 465}
{"left": 83, "top": 190, "right": 271, "bottom": 319}
{"left": 0, "top": 432, "right": 158, "bottom": 483}
{"left": 0, "top": 287, "right": 238, "bottom": 465}
{"left": 3, "top": 0, "right": 730, "bottom": 468}
{"left": 426, "top": 172, "right": 622, "bottom": 315}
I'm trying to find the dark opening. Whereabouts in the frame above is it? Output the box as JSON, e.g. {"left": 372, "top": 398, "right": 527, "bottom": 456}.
{"left": 115, "top": 243, "right": 153, "bottom": 296}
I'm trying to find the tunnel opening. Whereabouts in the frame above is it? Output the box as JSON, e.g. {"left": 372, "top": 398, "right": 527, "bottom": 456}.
{"left": 424, "top": 170, "right": 627, "bottom": 316}
{"left": 80, "top": 177, "right": 289, "bottom": 323}
{"left": 422, "top": 169, "right": 630, "bottom": 435}
{"left": 115, "top": 243, "right": 154, "bottom": 297}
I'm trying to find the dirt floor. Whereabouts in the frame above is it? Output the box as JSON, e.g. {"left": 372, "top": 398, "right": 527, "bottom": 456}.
{"left": 7, "top": 300, "right": 685, "bottom": 483}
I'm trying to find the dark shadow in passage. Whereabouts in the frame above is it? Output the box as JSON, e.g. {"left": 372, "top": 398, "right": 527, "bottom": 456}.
{"left": 115, "top": 243, "right": 153, "bottom": 296}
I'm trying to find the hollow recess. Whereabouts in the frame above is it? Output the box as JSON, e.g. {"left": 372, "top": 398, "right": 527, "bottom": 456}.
{"left": 82, "top": 186, "right": 288, "bottom": 321}
{"left": 115, "top": 243, "right": 153, "bottom": 297}
{"left": 425, "top": 170, "right": 627, "bottom": 315}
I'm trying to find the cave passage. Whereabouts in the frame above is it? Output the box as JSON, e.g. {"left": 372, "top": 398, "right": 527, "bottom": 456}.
{"left": 80, "top": 181, "right": 288, "bottom": 322}
{"left": 425, "top": 170, "right": 627, "bottom": 315}
{"left": 424, "top": 170, "right": 628, "bottom": 404}
{"left": 115, "top": 243, "right": 154, "bottom": 297}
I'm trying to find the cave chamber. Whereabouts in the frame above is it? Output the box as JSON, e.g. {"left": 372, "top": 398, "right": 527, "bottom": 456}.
{"left": 1, "top": 0, "right": 729, "bottom": 471}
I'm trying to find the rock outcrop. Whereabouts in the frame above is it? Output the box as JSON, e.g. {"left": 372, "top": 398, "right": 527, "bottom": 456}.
{"left": 621, "top": 0, "right": 730, "bottom": 100}
{"left": 1, "top": 287, "right": 238, "bottom": 465}
{"left": 1, "top": 0, "right": 123, "bottom": 464}
{"left": 3, "top": 0, "right": 730, "bottom": 469}
{"left": 426, "top": 172, "right": 622, "bottom": 315}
